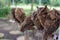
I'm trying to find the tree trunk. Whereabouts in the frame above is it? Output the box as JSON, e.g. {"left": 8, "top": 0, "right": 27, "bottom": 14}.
{"left": 12, "top": 0, "right": 15, "bottom": 5}
{"left": 31, "top": 0, "right": 34, "bottom": 11}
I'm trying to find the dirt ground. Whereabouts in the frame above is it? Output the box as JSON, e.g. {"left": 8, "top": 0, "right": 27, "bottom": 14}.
{"left": 0, "top": 19, "right": 22, "bottom": 40}
{"left": 0, "top": 18, "right": 59, "bottom": 40}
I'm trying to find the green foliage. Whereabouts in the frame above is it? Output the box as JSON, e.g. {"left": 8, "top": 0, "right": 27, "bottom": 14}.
{"left": 0, "top": 0, "right": 11, "bottom": 7}
{"left": 13, "top": 0, "right": 23, "bottom": 5}
{"left": 25, "top": 10, "right": 31, "bottom": 16}
{"left": 23, "top": 0, "right": 39, "bottom": 4}
{"left": 0, "top": 2, "right": 3, "bottom": 8}
{"left": 50, "top": 0, "right": 60, "bottom": 6}
{"left": 54, "top": 0, "right": 60, "bottom": 6}
{"left": 0, "top": 7, "right": 11, "bottom": 17}
{"left": 41, "top": 0, "right": 50, "bottom": 5}
{"left": 0, "top": 0, "right": 5, "bottom": 8}
{"left": 14, "top": 0, "right": 39, "bottom": 4}
{"left": 21, "top": 0, "right": 32, "bottom": 4}
{"left": 0, "top": 0, "right": 11, "bottom": 17}
{"left": 34, "top": 0, "right": 39, "bottom": 4}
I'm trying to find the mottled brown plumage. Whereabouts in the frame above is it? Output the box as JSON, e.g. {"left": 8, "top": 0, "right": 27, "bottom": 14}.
{"left": 15, "top": 8, "right": 26, "bottom": 23}
{"left": 12, "top": 8, "right": 35, "bottom": 32}
{"left": 12, "top": 8, "right": 26, "bottom": 24}
{"left": 20, "top": 15, "right": 35, "bottom": 32}
{"left": 32, "top": 11, "right": 44, "bottom": 30}
{"left": 37, "top": 6, "right": 60, "bottom": 40}
{"left": 12, "top": 6, "right": 60, "bottom": 40}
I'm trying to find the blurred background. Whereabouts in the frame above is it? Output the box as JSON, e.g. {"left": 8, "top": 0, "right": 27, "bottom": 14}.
{"left": 0, "top": 0, "right": 60, "bottom": 18}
